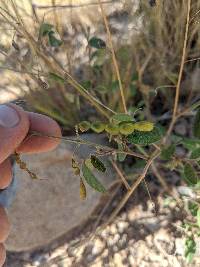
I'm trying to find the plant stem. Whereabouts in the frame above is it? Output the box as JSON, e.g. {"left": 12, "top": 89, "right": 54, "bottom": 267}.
{"left": 98, "top": 0, "right": 127, "bottom": 113}
{"left": 111, "top": 160, "right": 131, "bottom": 190}
{"left": 166, "top": 0, "right": 191, "bottom": 139}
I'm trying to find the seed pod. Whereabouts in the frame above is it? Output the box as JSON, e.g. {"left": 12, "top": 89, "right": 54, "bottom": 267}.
{"left": 71, "top": 158, "right": 80, "bottom": 176}
{"left": 78, "top": 121, "right": 91, "bottom": 132}
{"left": 91, "top": 121, "right": 105, "bottom": 133}
{"left": 119, "top": 122, "right": 135, "bottom": 135}
{"left": 80, "top": 178, "right": 87, "bottom": 200}
{"left": 133, "top": 121, "right": 154, "bottom": 132}
{"left": 105, "top": 124, "right": 119, "bottom": 135}
{"left": 91, "top": 155, "right": 106, "bottom": 172}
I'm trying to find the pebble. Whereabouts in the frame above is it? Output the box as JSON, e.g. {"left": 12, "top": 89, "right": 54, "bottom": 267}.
{"left": 92, "top": 239, "right": 105, "bottom": 255}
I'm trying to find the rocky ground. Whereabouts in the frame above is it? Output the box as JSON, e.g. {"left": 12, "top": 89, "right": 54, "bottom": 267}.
{"left": 6, "top": 182, "right": 200, "bottom": 267}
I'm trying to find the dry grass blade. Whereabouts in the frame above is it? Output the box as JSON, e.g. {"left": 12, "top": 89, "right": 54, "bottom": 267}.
{"left": 166, "top": 0, "right": 191, "bottom": 139}
{"left": 98, "top": 0, "right": 127, "bottom": 113}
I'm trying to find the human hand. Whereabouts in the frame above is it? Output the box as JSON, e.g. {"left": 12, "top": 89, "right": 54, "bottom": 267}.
{"left": 0, "top": 104, "right": 61, "bottom": 266}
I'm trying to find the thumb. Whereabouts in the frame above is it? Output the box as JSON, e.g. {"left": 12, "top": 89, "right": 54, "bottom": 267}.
{"left": 0, "top": 104, "right": 29, "bottom": 164}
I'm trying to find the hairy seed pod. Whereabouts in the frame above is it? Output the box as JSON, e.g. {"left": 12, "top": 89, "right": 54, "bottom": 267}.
{"left": 91, "top": 121, "right": 105, "bottom": 133}
{"left": 91, "top": 155, "right": 106, "bottom": 172}
{"left": 78, "top": 121, "right": 91, "bottom": 132}
{"left": 119, "top": 122, "right": 135, "bottom": 135}
{"left": 133, "top": 121, "right": 154, "bottom": 132}
{"left": 80, "top": 178, "right": 87, "bottom": 200}
{"left": 105, "top": 124, "right": 119, "bottom": 135}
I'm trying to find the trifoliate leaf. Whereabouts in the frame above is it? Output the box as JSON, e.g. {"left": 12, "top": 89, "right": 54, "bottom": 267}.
{"left": 190, "top": 148, "right": 200, "bottom": 159}
{"left": 91, "top": 121, "right": 105, "bottom": 133}
{"left": 193, "top": 108, "right": 200, "bottom": 138}
{"left": 39, "top": 23, "right": 53, "bottom": 37}
{"left": 78, "top": 121, "right": 91, "bottom": 132}
{"left": 88, "top": 37, "right": 106, "bottom": 49}
{"left": 90, "top": 155, "right": 106, "bottom": 172}
{"left": 183, "top": 163, "right": 198, "bottom": 185}
{"left": 160, "top": 145, "right": 176, "bottom": 160}
{"left": 111, "top": 113, "right": 133, "bottom": 124}
{"left": 133, "top": 121, "right": 154, "bottom": 132}
{"left": 127, "top": 126, "right": 162, "bottom": 145}
{"left": 82, "top": 163, "right": 106, "bottom": 193}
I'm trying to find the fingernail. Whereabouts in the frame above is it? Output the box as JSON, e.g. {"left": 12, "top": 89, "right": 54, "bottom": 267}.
{"left": 0, "top": 105, "right": 20, "bottom": 128}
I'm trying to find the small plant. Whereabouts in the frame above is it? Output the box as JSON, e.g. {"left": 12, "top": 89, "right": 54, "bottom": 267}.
{"left": 0, "top": 0, "right": 200, "bottom": 264}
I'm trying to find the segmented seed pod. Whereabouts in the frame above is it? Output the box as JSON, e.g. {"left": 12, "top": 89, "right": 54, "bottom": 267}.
{"left": 119, "top": 122, "right": 135, "bottom": 135}
{"left": 71, "top": 158, "right": 80, "bottom": 176}
{"left": 80, "top": 178, "right": 87, "bottom": 200}
{"left": 91, "top": 121, "right": 105, "bottom": 133}
{"left": 105, "top": 124, "right": 119, "bottom": 135}
{"left": 133, "top": 121, "right": 154, "bottom": 132}
{"left": 90, "top": 155, "right": 106, "bottom": 172}
{"left": 78, "top": 121, "right": 91, "bottom": 132}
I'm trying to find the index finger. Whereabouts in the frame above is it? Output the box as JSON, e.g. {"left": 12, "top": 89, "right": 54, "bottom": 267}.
{"left": 16, "top": 112, "right": 62, "bottom": 154}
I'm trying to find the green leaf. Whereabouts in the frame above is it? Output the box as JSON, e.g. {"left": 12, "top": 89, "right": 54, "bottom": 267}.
{"left": 105, "top": 124, "right": 119, "bottom": 135}
{"left": 48, "top": 32, "right": 62, "bottom": 47}
{"left": 39, "top": 23, "right": 53, "bottom": 37}
{"left": 185, "top": 237, "right": 196, "bottom": 263}
{"left": 48, "top": 72, "right": 65, "bottom": 84}
{"left": 197, "top": 208, "right": 200, "bottom": 228}
{"left": 188, "top": 201, "right": 198, "bottom": 216}
{"left": 88, "top": 37, "right": 106, "bottom": 49}
{"left": 111, "top": 113, "right": 133, "bottom": 124}
{"left": 183, "top": 163, "right": 198, "bottom": 185}
{"left": 182, "top": 138, "right": 200, "bottom": 151}
{"left": 160, "top": 145, "right": 175, "bottom": 160}
{"left": 119, "top": 122, "right": 135, "bottom": 135}
{"left": 82, "top": 163, "right": 106, "bottom": 193}
{"left": 90, "top": 155, "right": 106, "bottom": 172}
{"left": 190, "top": 148, "right": 200, "bottom": 159}
{"left": 91, "top": 121, "right": 105, "bottom": 133}
{"left": 193, "top": 108, "right": 200, "bottom": 138}
{"left": 127, "top": 126, "right": 162, "bottom": 146}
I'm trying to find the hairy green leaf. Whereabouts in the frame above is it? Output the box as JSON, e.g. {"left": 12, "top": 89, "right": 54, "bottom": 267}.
{"left": 88, "top": 37, "right": 106, "bottom": 49}
{"left": 127, "top": 126, "right": 162, "bottom": 145}
{"left": 160, "top": 145, "right": 175, "bottom": 160}
{"left": 111, "top": 113, "right": 133, "bottom": 124}
{"left": 91, "top": 122, "right": 105, "bottom": 133}
{"left": 119, "top": 122, "right": 135, "bottom": 135}
{"left": 183, "top": 163, "right": 198, "bottom": 185}
{"left": 193, "top": 108, "right": 200, "bottom": 138}
{"left": 182, "top": 138, "right": 200, "bottom": 151}
{"left": 91, "top": 155, "right": 106, "bottom": 172}
{"left": 82, "top": 163, "right": 106, "bottom": 193}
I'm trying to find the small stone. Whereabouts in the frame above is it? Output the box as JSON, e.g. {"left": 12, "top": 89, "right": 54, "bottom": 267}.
{"left": 117, "top": 221, "right": 129, "bottom": 233}
{"left": 92, "top": 238, "right": 105, "bottom": 255}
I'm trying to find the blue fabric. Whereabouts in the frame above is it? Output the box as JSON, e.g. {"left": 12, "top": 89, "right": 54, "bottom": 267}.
{"left": 0, "top": 175, "right": 17, "bottom": 208}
